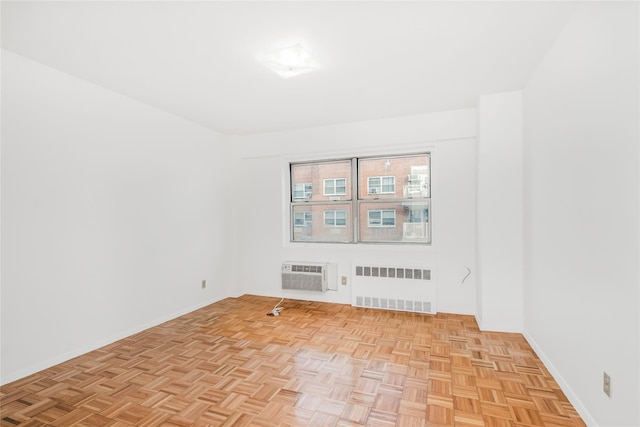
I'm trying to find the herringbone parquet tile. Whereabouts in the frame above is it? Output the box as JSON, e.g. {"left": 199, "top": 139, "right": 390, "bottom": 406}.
{"left": 0, "top": 295, "right": 586, "bottom": 426}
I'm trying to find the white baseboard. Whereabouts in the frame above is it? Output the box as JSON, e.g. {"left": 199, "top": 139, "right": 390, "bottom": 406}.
{"left": 523, "top": 329, "right": 598, "bottom": 427}
{"left": 475, "top": 314, "right": 523, "bottom": 334}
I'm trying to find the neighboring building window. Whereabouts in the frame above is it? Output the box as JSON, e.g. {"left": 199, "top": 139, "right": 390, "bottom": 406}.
{"left": 294, "top": 211, "right": 312, "bottom": 227}
{"left": 324, "top": 210, "right": 347, "bottom": 227}
{"left": 368, "top": 176, "right": 395, "bottom": 194}
{"left": 290, "top": 153, "right": 430, "bottom": 244}
{"left": 368, "top": 210, "right": 396, "bottom": 227}
{"left": 324, "top": 178, "right": 347, "bottom": 196}
{"left": 405, "top": 173, "right": 429, "bottom": 197}
{"left": 293, "top": 183, "right": 312, "bottom": 199}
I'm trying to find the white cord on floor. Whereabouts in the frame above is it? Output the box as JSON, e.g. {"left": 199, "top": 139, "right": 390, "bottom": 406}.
{"left": 267, "top": 297, "right": 284, "bottom": 316}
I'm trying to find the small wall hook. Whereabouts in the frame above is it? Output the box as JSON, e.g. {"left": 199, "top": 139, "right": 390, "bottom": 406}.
{"left": 461, "top": 266, "right": 471, "bottom": 284}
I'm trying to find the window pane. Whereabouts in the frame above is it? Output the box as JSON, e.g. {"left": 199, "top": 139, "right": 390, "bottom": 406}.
{"left": 368, "top": 210, "right": 380, "bottom": 226}
{"left": 382, "top": 210, "right": 396, "bottom": 226}
{"left": 367, "top": 176, "right": 395, "bottom": 194}
{"left": 324, "top": 179, "right": 335, "bottom": 195}
{"left": 368, "top": 177, "right": 380, "bottom": 194}
{"left": 291, "top": 161, "right": 351, "bottom": 201}
{"left": 295, "top": 212, "right": 312, "bottom": 226}
{"left": 367, "top": 210, "right": 395, "bottom": 227}
{"left": 359, "top": 154, "right": 430, "bottom": 200}
{"left": 324, "top": 178, "right": 348, "bottom": 196}
{"left": 293, "top": 183, "right": 312, "bottom": 199}
{"left": 359, "top": 201, "right": 430, "bottom": 243}
{"left": 324, "top": 210, "right": 335, "bottom": 226}
{"left": 381, "top": 177, "right": 395, "bottom": 193}
{"left": 292, "top": 204, "right": 353, "bottom": 242}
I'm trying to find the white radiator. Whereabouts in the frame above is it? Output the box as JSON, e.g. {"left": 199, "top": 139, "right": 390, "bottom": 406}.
{"left": 352, "top": 264, "right": 436, "bottom": 314}
{"left": 281, "top": 262, "right": 337, "bottom": 292}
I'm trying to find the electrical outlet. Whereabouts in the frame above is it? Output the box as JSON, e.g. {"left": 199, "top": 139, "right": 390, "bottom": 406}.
{"left": 201, "top": 280, "right": 206, "bottom": 289}
{"left": 341, "top": 276, "right": 348, "bottom": 285}
{"left": 603, "top": 372, "right": 611, "bottom": 397}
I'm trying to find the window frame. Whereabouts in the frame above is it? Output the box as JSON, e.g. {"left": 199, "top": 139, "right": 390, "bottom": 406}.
{"left": 293, "top": 211, "right": 312, "bottom": 227}
{"left": 367, "top": 209, "right": 396, "bottom": 228}
{"left": 289, "top": 153, "right": 431, "bottom": 245}
{"left": 324, "top": 209, "right": 347, "bottom": 227}
{"left": 367, "top": 176, "right": 396, "bottom": 195}
{"left": 323, "top": 178, "right": 347, "bottom": 196}
{"left": 292, "top": 183, "right": 312, "bottom": 200}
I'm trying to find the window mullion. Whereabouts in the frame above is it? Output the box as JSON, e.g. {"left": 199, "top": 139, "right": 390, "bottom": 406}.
{"left": 352, "top": 157, "right": 359, "bottom": 243}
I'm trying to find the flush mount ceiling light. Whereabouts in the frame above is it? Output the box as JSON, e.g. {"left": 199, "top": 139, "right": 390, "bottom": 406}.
{"left": 259, "top": 43, "right": 319, "bottom": 79}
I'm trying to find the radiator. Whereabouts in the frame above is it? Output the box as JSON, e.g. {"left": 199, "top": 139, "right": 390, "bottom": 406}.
{"left": 352, "top": 264, "right": 436, "bottom": 314}
{"left": 281, "top": 262, "right": 337, "bottom": 292}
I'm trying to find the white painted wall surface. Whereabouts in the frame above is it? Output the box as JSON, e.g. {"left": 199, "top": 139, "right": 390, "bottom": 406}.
{"left": 523, "top": 3, "right": 639, "bottom": 426}
{"left": 476, "top": 91, "right": 524, "bottom": 333}
{"left": 1, "top": 51, "right": 232, "bottom": 384}
{"left": 230, "top": 110, "right": 477, "bottom": 315}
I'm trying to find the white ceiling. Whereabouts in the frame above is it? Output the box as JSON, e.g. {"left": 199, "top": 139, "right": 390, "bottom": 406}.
{"left": 1, "top": 1, "right": 578, "bottom": 135}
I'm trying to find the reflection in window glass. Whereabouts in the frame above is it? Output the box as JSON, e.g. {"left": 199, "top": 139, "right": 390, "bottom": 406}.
{"left": 359, "top": 155, "right": 430, "bottom": 200}
{"left": 293, "top": 183, "right": 312, "bottom": 199}
{"left": 290, "top": 153, "right": 430, "bottom": 244}
{"left": 324, "top": 178, "right": 347, "bottom": 196}
{"left": 324, "top": 210, "right": 347, "bottom": 227}
{"left": 368, "top": 210, "right": 396, "bottom": 227}
{"left": 359, "top": 201, "right": 430, "bottom": 243}
{"left": 368, "top": 176, "right": 395, "bottom": 194}
{"left": 291, "top": 204, "right": 352, "bottom": 242}
{"left": 294, "top": 211, "right": 312, "bottom": 226}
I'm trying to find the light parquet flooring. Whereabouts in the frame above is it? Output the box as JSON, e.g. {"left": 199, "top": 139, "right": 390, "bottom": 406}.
{"left": 1, "top": 295, "right": 585, "bottom": 427}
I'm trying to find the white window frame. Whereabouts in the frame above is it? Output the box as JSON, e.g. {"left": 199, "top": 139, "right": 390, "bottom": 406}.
{"left": 292, "top": 183, "right": 312, "bottom": 200}
{"left": 368, "top": 176, "right": 395, "bottom": 194}
{"left": 368, "top": 209, "right": 396, "bottom": 227}
{"left": 324, "top": 210, "right": 347, "bottom": 227}
{"left": 293, "top": 211, "right": 312, "bottom": 227}
{"left": 323, "top": 178, "right": 347, "bottom": 196}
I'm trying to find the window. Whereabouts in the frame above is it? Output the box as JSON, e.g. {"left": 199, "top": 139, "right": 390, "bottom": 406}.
{"left": 368, "top": 210, "right": 396, "bottom": 227}
{"left": 293, "top": 183, "right": 312, "bottom": 199}
{"left": 368, "top": 176, "right": 395, "bottom": 194}
{"left": 290, "top": 153, "right": 430, "bottom": 244}
{"left": 294, "top": 211, "right": 312, "bottom": 227}
{"left": 324, "top": 210, "right": 347, "bottom": 227}
{"left": 324, "top": 178, "right": 347, "bottom": 196}
{"left": 405, "top": 172, "right": 429, "bottom": 197}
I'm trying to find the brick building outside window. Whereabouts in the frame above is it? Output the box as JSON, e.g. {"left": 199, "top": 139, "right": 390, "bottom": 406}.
{"left": 290, "top": 153, "right": 430, "bottom": 244}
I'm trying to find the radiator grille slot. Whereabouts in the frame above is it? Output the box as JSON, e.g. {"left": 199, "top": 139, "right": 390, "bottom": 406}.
{"left": 355, "top": 265, "right": 431, "bottom": 281}
{"left": 355, "top": 297, "right": 433, "bottom": 314}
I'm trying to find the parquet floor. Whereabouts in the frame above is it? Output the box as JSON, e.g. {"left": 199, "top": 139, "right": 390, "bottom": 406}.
{"left": 1, "top": 295, "right": 585, "bottom": 427}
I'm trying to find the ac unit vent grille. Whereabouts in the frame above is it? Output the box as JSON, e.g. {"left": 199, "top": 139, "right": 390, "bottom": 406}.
{"left": 282, "top": 262, "right": 331, "bottom": 292}
{"left": 291, "top": 264, "right": 323, "bottom": 273}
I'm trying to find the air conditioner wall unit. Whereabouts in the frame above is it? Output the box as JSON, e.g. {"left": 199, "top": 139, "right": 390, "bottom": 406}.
{"left": 281, "top": 262, "right": 337, "bottom": 292}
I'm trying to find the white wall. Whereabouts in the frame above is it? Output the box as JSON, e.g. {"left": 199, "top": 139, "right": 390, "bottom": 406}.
{"left": 476, "top": 91, "right": 524, "bottom": 332}
{"left": 4, "top": 6, "right": 637, "bottom": 427}
{"left": 230, "top": 109, "right": 477, "bottom": 315}
{"left": 523, "top": 3, "right": 639, "bottom": 426}
{"left": 0, "top": 51, "right": 232, "bottom": 384}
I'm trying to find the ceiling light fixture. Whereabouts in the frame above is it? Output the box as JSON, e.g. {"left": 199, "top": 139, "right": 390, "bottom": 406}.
{"left": 259, "top": 43, "right": 319, "bottom": 79}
